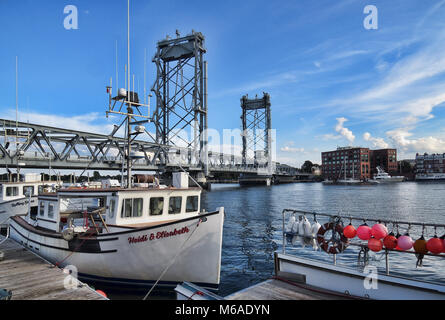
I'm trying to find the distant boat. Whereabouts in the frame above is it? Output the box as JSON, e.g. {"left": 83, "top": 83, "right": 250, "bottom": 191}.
{"left": 372, "top": 166, "right": 405, "bottom": 183}
{"left": 415, "top": 173, "right": 445, "bottom": 181}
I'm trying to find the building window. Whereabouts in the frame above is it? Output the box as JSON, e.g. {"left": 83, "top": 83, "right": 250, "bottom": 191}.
{"left": 169, "top": 197, "right": 182, "bottom": 214}
{"left": 6, "top": 187, "right": 18, "bottom": 197}
{"left": 121, "top": 198, "right": 143, "bottom": 218}
{"left": 23, "top": 186, "right": 34, "bottom": 196}
{"left": 186, "top": 196, "right": 199, "bottom": 213}
{"left": 149, "top": 197, "right": 164, "bottom": 216}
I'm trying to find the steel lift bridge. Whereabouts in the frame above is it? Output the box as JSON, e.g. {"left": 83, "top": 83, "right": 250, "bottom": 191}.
{"left": 0, "top": 31, "right": 298, "bottom": 184}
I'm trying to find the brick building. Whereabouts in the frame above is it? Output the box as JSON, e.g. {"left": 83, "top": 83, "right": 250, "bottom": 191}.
{"left": 370, "top": 149, "right": 398, "bottom": 175}
{"left": 321, "top": 147, "right": 398, "bottom": 180}
{"left": 321, "top": 147, "right": 371, "bottom": 180}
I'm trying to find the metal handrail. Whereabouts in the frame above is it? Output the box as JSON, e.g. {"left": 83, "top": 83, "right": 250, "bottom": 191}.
{"left": 281, "top": 209, "right": 445, "bottom": 265}
{"left": 282, "top": 208, "right": 445, "bottom": 229}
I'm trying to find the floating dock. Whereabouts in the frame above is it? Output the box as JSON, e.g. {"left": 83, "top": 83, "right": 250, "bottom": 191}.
{"left": 0, "top": 236, "right": 107, "bottom": 300}
{"left": 225, "top": 276, "right": 353, "bottom": 300}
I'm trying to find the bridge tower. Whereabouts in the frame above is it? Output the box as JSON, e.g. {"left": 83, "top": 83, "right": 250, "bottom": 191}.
{"left": 151, "top": 31, "right": 208, "bottom": 174}
{"left": 241, "top": 92, "right": 272, "bottom": 170}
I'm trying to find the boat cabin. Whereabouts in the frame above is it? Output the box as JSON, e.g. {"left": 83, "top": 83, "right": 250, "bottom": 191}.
{"left": 0, "top": 173, "right": 58, "bottom": 203}
{"left": 35, "top": 181, "right": 202, "bottom": 234}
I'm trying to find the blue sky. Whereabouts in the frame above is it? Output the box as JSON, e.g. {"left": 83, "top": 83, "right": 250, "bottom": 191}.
{"left": 1, "top": 0, "right": 445, "bottom": 167}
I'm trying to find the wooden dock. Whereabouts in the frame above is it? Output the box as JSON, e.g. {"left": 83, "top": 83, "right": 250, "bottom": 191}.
{"left": 225, "top": 276, "right": 354, "bottom": 300}
{"left": 0, "top": 236, "right": 107, "bottom": 300}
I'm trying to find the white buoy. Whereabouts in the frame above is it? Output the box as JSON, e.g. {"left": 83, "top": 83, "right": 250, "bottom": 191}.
{"left": 302, "top": 216, "right": 312, "bottom": 238}
{"left": 311, "top": 221, "right": 321, "bottom": 237}
{"left": 285, "top": 215, "right": 296, "bottom": 233}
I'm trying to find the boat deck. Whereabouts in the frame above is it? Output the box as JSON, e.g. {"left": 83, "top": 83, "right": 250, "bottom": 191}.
{"left": 225, "top": 276, "right": 354, "bottom": 300}
{"left": 0, "top": 236, "right": 107, "bottom": 300}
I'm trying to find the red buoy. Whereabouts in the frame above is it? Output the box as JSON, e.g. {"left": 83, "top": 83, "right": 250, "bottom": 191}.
{"left": 96, "top": 290, "right": 107, "bottom": 298}
{"left": 368, "top": 237, "right": 383, "bottom": 252}
{"left": 357, "top": 224, "right": 372, "bottom": 240}
{"left": 371, "top": 223, "right": 388, "bottom": 240}
{"left": 383, "top": 233, "right": 398, "bottom": 249}
{"left": 426, "top": 236, "right": 444, "bottom": 255}
{"left": 343, "top": 224, "right": 357, "bottom": 239}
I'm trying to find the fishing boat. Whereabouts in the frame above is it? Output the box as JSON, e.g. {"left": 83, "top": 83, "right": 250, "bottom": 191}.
{"left": 8, "top": 172, "right": 224, "bottom": 290}
{"left": 0, "top": 173, "right": 60, "bottom": 227}
{"left": 277, "top": 209, "right": 445, "bottom": 299}
{"left": 372, "top": 166, "right": 405, "bottom": 183}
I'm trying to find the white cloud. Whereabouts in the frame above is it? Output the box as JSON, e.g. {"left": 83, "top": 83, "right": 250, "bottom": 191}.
{"left": 280, "top": 146, "right": 305, "bottom": 153}
{"left": 363, "top": 132, "right": 389, "bottom": 149}
{"left": 335, "top": 117, "right": 355, "bottom": 143}
{"left": 386, "top": 128, "right": 445, "bottom": 155}
{"left": 5, "top": 109, "right": 115, "bottom": 135}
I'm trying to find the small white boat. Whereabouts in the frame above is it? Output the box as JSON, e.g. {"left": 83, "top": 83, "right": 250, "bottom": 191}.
{"left": 9, "top": 172, "right": 225, "bottom": 291}
{"left": 0, "top": 173, "right": 60, "bottom": 227}
{"left": 372, "top": 166, "right": 405, "bottom": 183}
{"left": 279, "top": 209, "right": 445, "bottom": 300}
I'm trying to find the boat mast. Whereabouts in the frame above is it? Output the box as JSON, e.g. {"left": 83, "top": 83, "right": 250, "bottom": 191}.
{"left": 126, "top": 0, "right": 132, "bottom": 189}
{"left": 15, "top": 56, "right": 19, "bottom": 179}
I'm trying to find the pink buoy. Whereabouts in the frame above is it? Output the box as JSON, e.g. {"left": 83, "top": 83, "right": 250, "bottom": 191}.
{"left": 357, "top": 224, "right": 372, "bottom": 240}
{"left": 397, "top": 235, "right": 413, "bottom": 251}
{"left": 371, "top": 223, "right": 388, "bottom": 240}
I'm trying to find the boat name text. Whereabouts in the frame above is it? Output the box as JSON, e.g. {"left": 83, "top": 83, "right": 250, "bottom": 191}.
{"left": 128, "top": 227, "right": 190, "bottom": 244}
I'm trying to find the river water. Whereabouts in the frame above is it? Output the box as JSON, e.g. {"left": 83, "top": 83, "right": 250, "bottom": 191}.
{"left": 107, "top": 181, "right": 445, "bottom": 299}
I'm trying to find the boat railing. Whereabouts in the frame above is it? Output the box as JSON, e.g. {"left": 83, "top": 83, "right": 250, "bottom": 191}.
{"left": 281, "top": 209, "right": 445, "bottom": 276}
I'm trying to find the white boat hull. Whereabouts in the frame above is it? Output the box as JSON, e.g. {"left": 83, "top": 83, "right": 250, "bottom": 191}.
{"left": 0, "top": 196, "right": 38, "bottom": 226}
{"left": 275, "top": 252, "right": 445, "bottom": 300}
{"left": 9, "top": 208, "right": 224, "bottom": 290}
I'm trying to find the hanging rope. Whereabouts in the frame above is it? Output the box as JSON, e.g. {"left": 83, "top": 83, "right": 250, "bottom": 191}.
{"left": 142, "top": 217, "right": 204, "bottom": 300}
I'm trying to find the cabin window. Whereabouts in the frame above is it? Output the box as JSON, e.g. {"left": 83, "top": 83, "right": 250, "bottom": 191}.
{"left": 186, "top": 196, "right": 199, "bottom": 213}
{"left": 132, "top": 198, "right": 143, "bottom": 217}
{"left": 108, "top": 199, "right": 116, "bottom": 218}
{"left": 48, "top": 203, "right": 55, "bottom": 219}
{"left": 39, "top": 201, "right": 45, "bottom": 216}
{"left": 121, "top": 198, "right": 143, "bottom": 218}
{"left": 169, "top": 197, "right": 182, "bottom": 214}
{"left": 23, "top": 186, "right": 34, "bottom": 196}
{"left": 6, "top": 187, "right": 18, "bottom": 197}
{"left": 149, "top": 197, "right": 164, "bottom": 216}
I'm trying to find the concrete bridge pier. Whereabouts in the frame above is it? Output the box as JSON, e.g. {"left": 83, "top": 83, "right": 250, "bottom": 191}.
{"left": 239, "top": 174, "right": 272, "bottom": 186}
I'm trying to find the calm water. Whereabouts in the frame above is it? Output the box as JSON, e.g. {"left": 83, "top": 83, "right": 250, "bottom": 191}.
{"left": 108, "top": 182, "right": 445, "bottom": 299}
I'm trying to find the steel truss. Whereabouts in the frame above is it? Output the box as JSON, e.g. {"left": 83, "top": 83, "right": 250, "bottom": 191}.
{"left": 241, "top": 93, "right": 272, "bottom": 167}
{"left": 151, "top": 31, "right": 208, "bottom": 173}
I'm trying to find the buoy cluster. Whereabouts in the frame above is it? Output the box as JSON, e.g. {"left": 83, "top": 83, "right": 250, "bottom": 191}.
{"left": 343, "top": 222, "right": 445, "bottom": 255}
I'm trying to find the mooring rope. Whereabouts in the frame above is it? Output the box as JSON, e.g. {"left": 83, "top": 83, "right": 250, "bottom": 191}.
{"left": 142, "top": 217, "right": 204, "bottom": 300}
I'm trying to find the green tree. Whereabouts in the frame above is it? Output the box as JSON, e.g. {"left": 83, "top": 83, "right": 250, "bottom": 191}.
{"left": 301, "top": 160, "right": 314, "bottom": 173}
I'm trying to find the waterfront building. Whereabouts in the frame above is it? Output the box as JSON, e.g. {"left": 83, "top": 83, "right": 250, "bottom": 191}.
{"left": 415, "top": 153, "right": 445, "bottom": 173}
{"left": 321, "top": 147, "right": 399, "bottom": 180}
{"left": 321, "top": 147, "right": 371, "bottom": 180}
